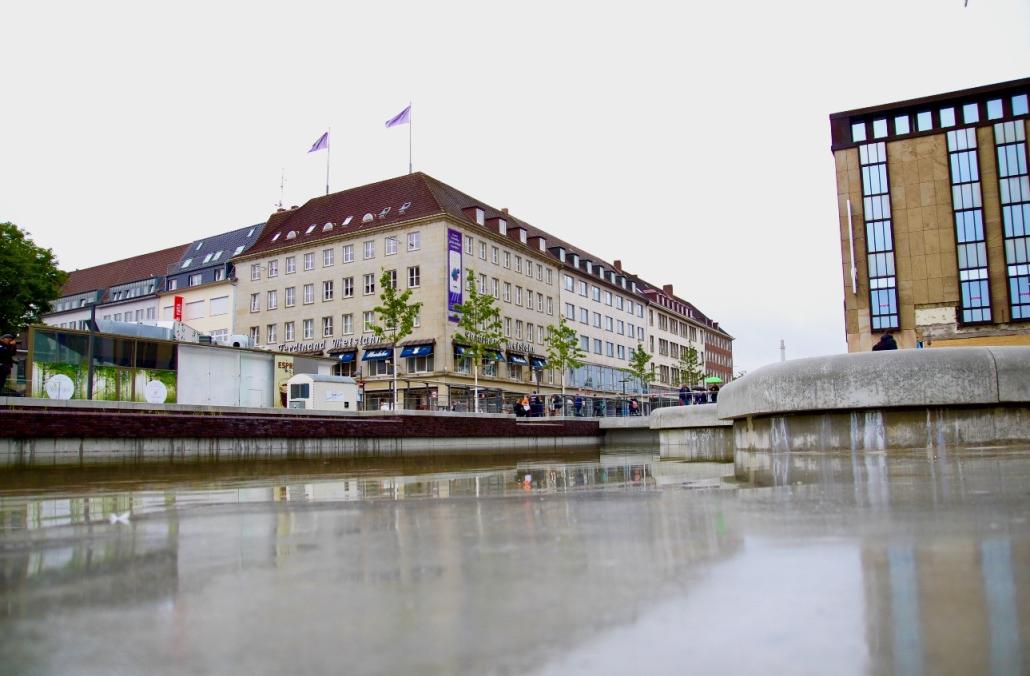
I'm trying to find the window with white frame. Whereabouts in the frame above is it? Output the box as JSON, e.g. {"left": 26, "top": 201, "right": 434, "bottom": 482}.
{"left": 408, "top": 266, "right": 420, "bottom": 287}
{"left": 579, "top": 307, "right": 588, "bottom": 324}
{"left": 188, "top": 273, "right": 202, "bottom": 287}
{"left": 385, "top": 269, "right": 397, "bottom": 289}
{"left": 565, "top": 302, "right": 575, "bottom": 319}
{"left": 304, "top": 253, "right": 314, "bottom": 271}
{"left": 250, "top": 326, "right": 260, "bottom": 344}
{"left": 303, "top": 283, "right": 314, "bottom": 304}
{"left": 406, "top": 354, "right": 434, "bottom": 373}
{"left": 323, "top": 248, "right": 334, "bottom": 267}
{"left": 323, "top": 280, "right": 334, "bottom": 301}
{"left": 547, "top": 297, "right": 553, "bottom": 315}
{"left": 342, "top": 244, "right": 354, "bottom": 263}
{"left": 465, "top": 235, "right": 473, "bottom": 254}
{"left": 364, "top": 273, "right": 375, "bottom": 295}
{"left": 363, "top": 240, "right": 375, "bottom": 259}
{"left": 268, "top": 260, "right": 279, "bottom": 277}
{"left": 285, "top": 287, "right": 295, "bottom": 307}
{"left": 210, "top": 296, "right": 229, "bottom": 316}
{"left": 492, "top": 278, "right": 500, "bottom": 299}
{"left": 537, "top": 292, "right": 544, "bottom": 312}
{"left": 285, "top": 256, "right": 296, "bottom": 274}
{"left": 515, "top": 320, "right": 523, "bottom": 339}
{"left": 250, "top": 293, "right": 260, "bottom": 312}
{"left": 479, "top": 241, "right": 487, "bottom": 260}
{"left": 515, "top": 286, "right": 522, "bottom": 305}
{"left": 250, "top": 264, "right": 261, "bottom": 281}
{"left": 322, "top": 316, "right": 333, "bottom": 337}
{"left": 267, "top": 324, "right": 277, "bottom": 344}
{"left": 343, "top": 277, "right": 354, "bottom": 297}
{"left": 303, "top": 319, "right": 313, "bottom": 339}
{"left": 267, "top": 290, "right": 278, "bottom": 310}
{"left": 342, "top": 313, "right": 353, "bottom": 334}
{"left": 514, "top": 256, "right": 522, "bottom": 273}
{"left": 504, "top": 282, "right": 512, "bottom": 303}
{"left": 284, "top": 321, "right": 295, "bottom": 342}
{"left": 491, "top": 246, "right": 499, "bottom": 264}
{"left": 408, "top": 231, "right": 420, "bottom": 251}
{"left": 385, "top": 236, "right": 398, "bottom": 256}
{"left": 363, "top": 311, "right": 374, "bottom": 332}
{"left": 214, "top": 268, "right": 225, "bottom": 281}
{"left": 536, "top": 264, "right": 543, "bottom": 281}
{"left": 546, "top": 269, "right": 553, "bottom": 285}
{"left": 478, "top": 274, "right": 487, "bottom": 293}
{"left": 504, "top": 317, "right": 512, "bottom": 337}
{"left": 504, "top": 251, "right": 511, "bottom": 268}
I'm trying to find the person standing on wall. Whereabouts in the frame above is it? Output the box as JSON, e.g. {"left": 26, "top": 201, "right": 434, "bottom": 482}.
{"left": 872, "top": 333, "right": 898, "bottom": 351}
{"left": 0, "top": 334, "right": 17, "bottom": 395}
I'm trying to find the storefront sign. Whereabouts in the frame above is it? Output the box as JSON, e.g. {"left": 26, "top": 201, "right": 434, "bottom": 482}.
{"left": 506, "top": 341, "right": 533, "bottom": 354}
{"left": 447, "top": 228, "right": 463, "bottom": 323}
{"left": 274, "top": 356, "right": 294, "bottom": 408}
{"left": 173, "top": 296, "right": 183, "bottom": 321}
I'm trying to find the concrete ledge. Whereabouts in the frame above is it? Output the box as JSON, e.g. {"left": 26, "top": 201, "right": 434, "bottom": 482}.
{"left": 598, "top": 416, "right": 650, "bottom": 430}
{"left": 718, "top": 346, "right": 1030, "bottom": 420}
{"left": 649, "top": 404, "right": 731, "bottom": 430}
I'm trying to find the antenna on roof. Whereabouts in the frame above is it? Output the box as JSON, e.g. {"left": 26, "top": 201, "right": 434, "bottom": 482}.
{"left": 278, "top": 168, "right": 286, "bottom": 209}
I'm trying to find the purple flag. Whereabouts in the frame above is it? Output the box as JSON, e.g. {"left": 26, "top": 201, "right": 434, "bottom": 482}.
{"left": 385, "top": 105, "right": 411, "bottom": 128}
{"left": 308, "top": 131, "right": 328, "bottom": 153}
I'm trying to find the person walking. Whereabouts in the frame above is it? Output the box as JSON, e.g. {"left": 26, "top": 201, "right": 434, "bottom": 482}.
{"left": 872, "top": 333, "right": 898, "bottom": 351}
{"left": 0, "top": 334, "right": 17, "bottom": 395}
{"left": 574, "top": 392, "right": 584, "bottom": 417}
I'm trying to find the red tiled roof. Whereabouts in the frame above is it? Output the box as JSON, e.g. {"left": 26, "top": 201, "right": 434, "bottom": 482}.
{"left": 60, "top": 243, "right": 191, "bottom": 297}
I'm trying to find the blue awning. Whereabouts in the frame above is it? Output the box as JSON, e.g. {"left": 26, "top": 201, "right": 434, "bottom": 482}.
{"left": 507, "top": 352, "right": 529, "bottom": 365}
{"left": 529, "top": 356, "right": 547, "bottom": 369}
{"left": 400, "top": 344, "right": 434, "bottom": 358}
{"left": 362, "top": 347, "right": 393, "bottom": 361}
{"left": 337, "top": 350, "right": 357, "bottom": 363}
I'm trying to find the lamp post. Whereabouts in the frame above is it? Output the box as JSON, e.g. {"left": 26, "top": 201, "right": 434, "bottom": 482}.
{"left": 86, "top": 300, "right": 98, "bottom": 400}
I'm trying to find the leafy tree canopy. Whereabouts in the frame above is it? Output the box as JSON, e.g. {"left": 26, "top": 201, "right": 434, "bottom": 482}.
{"left": 626, "top": 343, "right": 655, "bottom": 390}
{"left": 0, "top": 222, "right": 66, "bottom": 335}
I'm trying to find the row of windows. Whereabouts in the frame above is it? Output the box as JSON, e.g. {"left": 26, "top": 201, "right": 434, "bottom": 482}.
{"left": 562, "top": 274, "right": 643, "bottom": 317}
{"left": 851, "top": 93, "right": 1028, "bottom": 143}
{"left": 469, "top": 272, "right": 554, "bottom": 317}
{"left": 577, "top": 334, "right": 641, "bottom": 362}
{"left": 996, "top": 121, "right": 1030, "bottom": 319}
{"left": 166, "top": 268, "right": 226, "bottom": 291}
{"left": 652, "top": 311, "right": 704, "bottom": 343}
{"left": 860, "top": 142, "right": 900, "bottom": 331}
{"left": 563, "top": 302, "right": 644, "bottom": 341}
{"left": 250, "top": 309, "right": 414, "bottom": 344}
{"left": 464, "top": 235, "right": 553, "bottom": 286}
{"left": 248, "top": 268, "right": 422, "bottom": 311}
{"left": 101, "top": 307, "right": 157, "bottom": 322}
{"left": 947, "top": 127, "right": 992, "bottom": 323}
{"left": 249, "top": 232, "right": 422, "bottom": 281}
{"left": 502, "top": 317, "right": 548, "bottom": 345}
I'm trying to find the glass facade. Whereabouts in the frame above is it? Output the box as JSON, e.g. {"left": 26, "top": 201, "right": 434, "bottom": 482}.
{"left": 994, "top": 121, "right": 1030, "bottom": 319}
{"left": 947, "top": 127, "right": 991, "bottom": 323}
{"left": 859, "top": 142, "right": 899, "bottom": 330}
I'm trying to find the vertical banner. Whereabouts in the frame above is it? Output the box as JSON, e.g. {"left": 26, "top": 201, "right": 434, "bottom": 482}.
{"left": 173, "top": 296, "right": 184, "bottom": 321}
{"left": 447, "top": 229, "right": 463, "bottom": 323}
{"left": 274, "top": 356, "right": 294, "bottom": 408}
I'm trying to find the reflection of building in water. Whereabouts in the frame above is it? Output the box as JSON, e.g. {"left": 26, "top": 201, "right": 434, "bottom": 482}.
{"left": 861, "top": 538, "right": 1026, "bottom": 675}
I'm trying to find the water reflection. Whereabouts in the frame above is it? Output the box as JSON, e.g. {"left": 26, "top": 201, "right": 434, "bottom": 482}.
{"left": 0, "top": 449, "right": 1028, "bottom": 675}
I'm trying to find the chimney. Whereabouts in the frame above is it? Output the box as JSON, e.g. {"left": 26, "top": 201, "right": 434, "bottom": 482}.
{"left": 663, "top": 284, "right": 674, "bottom": 296}
{"left": 613, "top": 260, "right": 622, "bottom": 271}
{"left": 501, "top": 207, "right": 509, "bottom": 214}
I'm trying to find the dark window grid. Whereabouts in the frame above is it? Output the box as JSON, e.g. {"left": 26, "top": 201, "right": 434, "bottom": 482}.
{"left": 995, "top": 132, "right": 1030, "bottom": 320}
{"left": 947, "top": 132, "right": 992, "bottom": 323}
{"left": 841, "top": 91, "right": 1030, "bottom": 149}
{"left": 860, "top": 144, "right": 900, "bottom": 331}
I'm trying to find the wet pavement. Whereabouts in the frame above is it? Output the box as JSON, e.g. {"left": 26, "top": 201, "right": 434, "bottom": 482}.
{"left": 1, "top": 447, "right": 1029, "bottom": 675}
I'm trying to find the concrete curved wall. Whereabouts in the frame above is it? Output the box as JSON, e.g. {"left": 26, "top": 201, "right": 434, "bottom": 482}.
{"left": 718, "top": 346, "right": 1030, "bottom": 420}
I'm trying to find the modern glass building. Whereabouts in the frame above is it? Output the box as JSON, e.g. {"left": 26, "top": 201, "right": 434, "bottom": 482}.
{"left": 830, "top": 77, "right": 1030, "bottom": 350}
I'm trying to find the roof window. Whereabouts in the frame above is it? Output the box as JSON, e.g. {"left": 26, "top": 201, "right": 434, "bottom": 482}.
{"left": 181, "top": 258, "right": 192, "bottom": 268}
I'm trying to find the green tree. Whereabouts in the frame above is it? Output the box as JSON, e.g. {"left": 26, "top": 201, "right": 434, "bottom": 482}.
{"left": 626, "top": 343, "right": 655, "bottom": 393}
{"left": 370, "top": 268, "right": 422, "bottom": 411}
{"left": 678, "top": 346, "right": 704, "bottom": 387}
{"left": 0, "top": 222, "right": 67, "bottom": 335}
{"left": 544, "top": 313, "right": 586, "bottom": 402}
{"left": 452, "top": 269, "right": 503, "bottom": 413}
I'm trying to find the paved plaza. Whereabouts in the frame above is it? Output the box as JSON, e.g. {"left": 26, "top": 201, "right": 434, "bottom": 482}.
{"left": 1, "top": 448, "right": 1028, "bottom": 675}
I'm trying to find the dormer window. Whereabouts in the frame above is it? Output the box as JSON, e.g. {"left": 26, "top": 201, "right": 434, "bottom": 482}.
{"left": 475, "top": 208, "right": 485, "bottom": 225}
{"left": 585, "top": 261, "right": 593, "bottom": 274}
{"left": 322, "top": 222, "right": 333, "bottom": 232}
{"left": 498, "top": 219, "right": 507, "bottom": 235}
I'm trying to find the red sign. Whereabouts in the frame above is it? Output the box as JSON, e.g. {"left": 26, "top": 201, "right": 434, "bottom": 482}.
{"left": 173, "top": 296, "right": 183, "bottom": 321}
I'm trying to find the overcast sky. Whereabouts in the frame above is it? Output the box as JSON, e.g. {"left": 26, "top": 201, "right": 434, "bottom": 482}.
{"left": 3, "top": 0, "right": 1028, "bottom": 374}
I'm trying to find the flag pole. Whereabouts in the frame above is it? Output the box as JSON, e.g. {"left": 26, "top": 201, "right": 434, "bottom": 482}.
{"left": 408, "top": 102, "right": 413, "bottom": 174}
{"left": 326, "top": 127, "right": 331, "bottom": 195}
